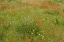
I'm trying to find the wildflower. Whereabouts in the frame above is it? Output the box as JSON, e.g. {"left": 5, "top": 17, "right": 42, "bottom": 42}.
{"left": 33, "top": 30, "right": 34, "bottom": 31}
{"left": 42, "top": 36, "right": 44, "bottom": 38}
{"left": 31, "top": 33, "right": 33, "bottom": 35}
{"left": 42, "top": 36, "right": 44, "bottom": 39}
{"left": 43, "top": 19, "right": 45, "bottom": 21}
{"left": 38, "top": 34, "right": 40, "bottom": 35}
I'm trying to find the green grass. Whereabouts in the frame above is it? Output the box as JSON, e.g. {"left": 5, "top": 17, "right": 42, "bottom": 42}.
{"left": 0, "top": 0, "right": 64, "bottom": 42}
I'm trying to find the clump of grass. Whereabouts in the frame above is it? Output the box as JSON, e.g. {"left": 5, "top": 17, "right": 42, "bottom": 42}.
{"left": 16, "top": 17, "right": 43, "bottom": 42}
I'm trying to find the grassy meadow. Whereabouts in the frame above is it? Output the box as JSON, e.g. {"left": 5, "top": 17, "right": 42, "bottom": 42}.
{"left": 0, "top": 0, "right": 64, "bottom": 42}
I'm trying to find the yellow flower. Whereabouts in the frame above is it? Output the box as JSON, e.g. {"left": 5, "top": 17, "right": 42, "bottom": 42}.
{"left": 31, "top": 33, "right": 33, "bottom": 35}
{"left": 42, "top": 36, "right": 44, "bottom": 38}
{"left": 33, "top": 30, "right": 34, "bottom": 31}
{"left": 43, "top": 19, "right": 45, "bottom": 20}
{"left": 42, "top": 36, "right": 44, "bottom": 39}
{"left": 38, "top": 34, "right": 40, "bottom": 35}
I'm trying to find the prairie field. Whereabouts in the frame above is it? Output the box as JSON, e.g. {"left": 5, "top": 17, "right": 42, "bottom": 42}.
{"left": 0, "top": 0, "right": 64, "bottom": 42}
